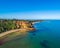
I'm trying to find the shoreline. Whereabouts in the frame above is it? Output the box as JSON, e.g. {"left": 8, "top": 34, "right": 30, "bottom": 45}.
{"left": 0, "top": 28, "right": 35, "bottom": 45}
{"left": 0, "top": 28, "right": 35, "bottom": 38}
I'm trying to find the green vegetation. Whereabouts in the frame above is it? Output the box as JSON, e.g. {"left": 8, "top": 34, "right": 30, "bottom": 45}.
{"left": 0, "top": 20, "right": 16, "bottom": 33}
{"left": 0, "top": 19, "right": 42, "bottom": 33}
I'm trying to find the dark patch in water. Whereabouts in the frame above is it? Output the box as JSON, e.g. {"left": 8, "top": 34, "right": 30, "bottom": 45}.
{"left": 40, "top": 40, "right": 50, "bottom": 48}
{"left": 29, "top": 29, "right": 41, "bottom": 34}
{"left": 28, "top": 30, "right": 37, "bottom": 36}
{"left": 32, "top": 33, "right": 36, "bottom": 36}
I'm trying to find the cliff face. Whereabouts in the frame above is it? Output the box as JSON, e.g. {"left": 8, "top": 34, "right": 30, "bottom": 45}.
{"left": 0, "top": 20, "right": 35, "bottom": 33}
{"left": 16, "top": 21, "right": 34, "bottom": 29}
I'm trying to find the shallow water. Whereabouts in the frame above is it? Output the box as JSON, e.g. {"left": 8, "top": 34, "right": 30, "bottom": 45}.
{"left": 0, "top": 20, "right": 60, "bottom": 48}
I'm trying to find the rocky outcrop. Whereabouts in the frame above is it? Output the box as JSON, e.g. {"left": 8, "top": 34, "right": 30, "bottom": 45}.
{"left": 15, "top": 21, "right": 34, "bottom": 29}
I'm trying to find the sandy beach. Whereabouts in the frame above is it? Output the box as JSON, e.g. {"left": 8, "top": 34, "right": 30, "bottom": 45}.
{"left": 0, "top": 28, "right": 35, "bottom": 38}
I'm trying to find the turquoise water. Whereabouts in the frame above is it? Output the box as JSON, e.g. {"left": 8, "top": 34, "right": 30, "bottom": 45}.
{"left": 27, "top": 20, "right": 60, "bottom": 48}
{"left": 0, "top": 20, "right": 60, "bottom": 48}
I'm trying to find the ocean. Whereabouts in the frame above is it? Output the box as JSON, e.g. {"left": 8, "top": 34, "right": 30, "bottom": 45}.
{"left": 0, "top": 20, "right": 60, "bottom": 48}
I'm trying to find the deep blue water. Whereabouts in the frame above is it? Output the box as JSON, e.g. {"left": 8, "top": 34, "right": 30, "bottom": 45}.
{"left": 0, "top": 20, "right": 60, "bottom": 48}
{"left": 27, "top": 20, "right": 60, "bottom": 48}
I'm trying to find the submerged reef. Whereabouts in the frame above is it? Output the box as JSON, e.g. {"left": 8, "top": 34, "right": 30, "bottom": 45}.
{"left": 40, "top": 40, "right": 50, "bottom": 48}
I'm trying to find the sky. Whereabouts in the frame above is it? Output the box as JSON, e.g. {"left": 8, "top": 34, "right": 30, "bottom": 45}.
{"left": 0, "top": 0, "right": 60, "bottom": 20}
